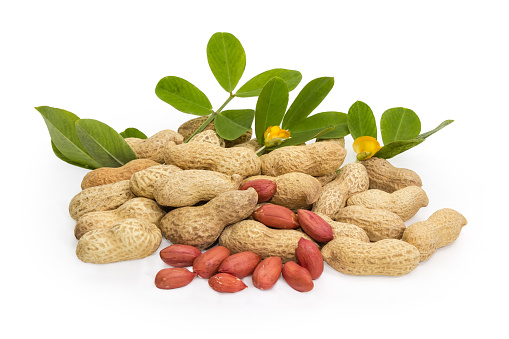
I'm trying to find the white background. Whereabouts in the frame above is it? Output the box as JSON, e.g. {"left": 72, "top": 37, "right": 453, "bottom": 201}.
{"left": 1, "top": 1, "right": 507, "bottom": 338}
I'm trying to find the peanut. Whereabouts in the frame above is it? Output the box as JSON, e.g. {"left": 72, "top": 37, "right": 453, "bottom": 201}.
{"left": 74, "top": 197, "right": 166, "bottom": 239}
{"left": 193, "top": 246, "right": 230, "bottom": 278}
{"left": 164, "top": 141, "right": 261, "bottom": 178}
{"left": 252, "top": 257, "right": 283, "bottom": 290}
{"left": 160, "top": 188, "right": 258, "bottom": 249}
{"left": 334, "top": 206, "right": 406, "bottom": 241}
{"left": 125, "top": 129, "right": 184, "bottom": 163}
{"left": 153, "top": 170, "right": 242, "bottom": 207}
{"left": 178, "top": 115, "right": 252, "bottom": 147}
{"left": 159, "top": 244, "right": 202, "bottom": 267}
{"left": 321, "top": 237, "right": 420, "bottom": 276}
{"left": 282, "top": 261, "right": 314, "bottom": 292}
{"left": 402, "top": 208, "right": 467, "bottom": 262}
{"left": 69, "top": 180, "right": 135, "bottom": 220}
{"left": 189, "top": 129, "right": 225, "bottom": 147}
{"left": 360, "top": 157, "right": 422, "bottom": 193}
{"left": 154, "top": 268, "right": 196, "bottom": 289}
{"left": 347, "top": 186, "right": 429, "bottom": 221}
{"left": 129, "top": 164, "right": 183, "bottom": 199}
{"left": 313, "top": 212, "right": 370, "bottom": 243}
{"left": 239, "top": 179, "right": 277, "bottom": 203}
{"left": 252, "top": 204, "right": 300, "bottom": 229}
{"left": 81, "top": 159, "right": 159, "bottom": 189}
{"left": 260, "top": 142, "right": 347, "bottom": 177}
{"left": 76, "top": 218, "right": 162, "bottom": 264}
{"left": 297, "top": 209, "right": 334, "bottom": 243}
{"left": 219, "top": 220, "right": 314, "bottom": 263}
{"left": 218, "top": 251, "right": 261, "bottom": 278}
{"left": 295, "top": 238, "right": 324, "bottom": 280}
{"left": 208, "top": 273, "right": 248, "bottom": 293}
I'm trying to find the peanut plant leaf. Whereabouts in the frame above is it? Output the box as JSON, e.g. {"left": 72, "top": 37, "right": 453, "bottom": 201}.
{"left": 374, "top": 138, "right": 425, "bottom": 159}
{"left": 75, "top": 119, "right": 138, "bottom": 168}
{"left": 215, "top": 109, "right": 255, "bottom": 140}
{"left": 291, "top": 111, "right": 349, "bottom": 140}
{"left": 236, "top": 69, "right": 302, "bottom": 97}
{"left": 281, "top": 77, "right": 334, "bottom": 130}
{"left": 347, "top": 101, "right": 377, "bottom": 140}
{"left": 268, "top": 126, "right": 335, "bottom": 149}
{"left": 207, "top": 32, "right": 246, "bottom": 93}
{"left": 255, "top": 77, "right": 289, "bottom": 144}
{"left": 120, "top": 127, "right": 147, "bottom": 139}
{"left": 380, "top": 107, "right": 421, "bottom": 144}
{"left": 51, "top": 141, "right": 94, "bottom": 169}
{"left": 417, "top": 119, "right": 454, "bottom": 139}
{"left": 36, "top": 106, "right": 101, "bottom": 169}
{"left": 155, "top": 76, "right": 213, "bottom": 115}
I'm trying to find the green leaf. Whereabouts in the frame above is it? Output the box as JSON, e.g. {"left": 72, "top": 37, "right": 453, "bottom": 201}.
{"left": 291, "top": 112, "right": 349, "bottom": 140}
{"left": 51, "top": 141, "right": 93, "bottom": 169}
{"left": 236, "top": 69, "right": 302, "bottom": 97}
{"left": 282, "top": 77, "right": 334, "bottom": 130}
{"left": 417, "top": 120, "right": 454, "bottom": 139}
{"left": 268, "top": 126, "right": 335, "bottom": 149}
{"left": 347, "top": 101, "right": 377, "bottom": 140}
{"left": 254, "top": 77, "right": 289, "bottom": 144}
{"left": 380, "top": 107, "right": 421, "bottom": 144}
{"left": 120, "top": 127, "right": 148, "bottom": 139}
{"left": 35, "top": 106, "right": 101, "bottom": 169}
{"left": 373, "top": 138, "right": 425, "bottom": 159}
{"left": 155, "top": 76, "right": 213, "bottom": 115}
{"left": 75, "top": 119, "right": 138, "bottom": 167}
{"left": 207, "top": 32, "right": 246, "bottom": 93}
{"left": 214, "top": 109, "right": 255, "bottom": 140}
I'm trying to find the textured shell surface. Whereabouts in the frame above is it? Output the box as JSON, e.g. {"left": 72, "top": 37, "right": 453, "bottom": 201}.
{"left": 69, "top": 180, "right": 135, "bottom": 220}
{"left": 74, "top": 197, "right": 166, "bottom": 239}
{"left": 321, "top": 237, "right": 420, "bottom": 276}
{"left": 189, "top": 130, "right": 225, "bottom": 147}
{"left": 219, "top": 220, "right": 314, "bottom": 263}
{"left": 178, "top": 116, "right": 252, "bottom": 147}
{"left": 164, "top": 141, "right": 261, "bottom": 177}
{"left": 360, "top": 157, "right": 422, "bottom": 193}
{"left": 153, "top": 170, "right": 242, "bottom": 207}
{"left": 313, "top": 212, "right": 370, "bottom": 243}
{"left": 76, "top": 218, "right": 162, "bottom": 264}
{"left": 159, "top": 188, "right": 258, "bottom": 249}
{"left": 260, "top": 142, "right": 347, "bottom": 177}
{"left": 80, "top": 159, "right": 159, "bottom": 189}
{"left": 129, "top": 164, "right": 183, "bottom": 199}
{"left": 347, "top": 186, "right": 429, "bottom": 221}
{"left": 125, "top": 129, "right": 184, "bottom": 163}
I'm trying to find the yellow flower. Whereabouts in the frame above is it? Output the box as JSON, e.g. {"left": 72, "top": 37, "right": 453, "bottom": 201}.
{"left": 353, "top": 136, "right": 382, "bottom": 161}
{"left": 263, "top": 126, "right": 290, "bottom": 147}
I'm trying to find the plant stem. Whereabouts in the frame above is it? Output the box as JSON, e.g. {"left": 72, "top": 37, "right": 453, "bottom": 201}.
{"left": 185, "top": 94, "right": 236, "bottom": 142}
{"left": 255, "top": 145, "right": 266, "bottom": 155}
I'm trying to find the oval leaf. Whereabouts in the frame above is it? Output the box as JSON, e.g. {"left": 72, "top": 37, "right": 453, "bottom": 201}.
{"left": 380, "top": 107, "right": 421, "bottom": 144}
{"left": 291, "top": 111, "right": 349, "bottom": 140}
{"left": 36, "top": 106, "right": 101, "bottom": 169}
{"left": 418, "top": 119, "right": 454, "bottom": 139}
{"left": 155, "top": 76, "right": 213, "bottom": 115}
{"left": 373, "top": 138, "right": 425, "bottom": 159}
{"left": 281, "top": 77, "right": 334, "bottom": 130}
{"left": 120, "top": 127, "right": 147, "bottom": 139}
{"left": 215, "top": 109, "right": 254, "bottom": 140}
{"left": 255, "top": 77, "right": 289, "bottom": 144}
{"left": 236, "top": 69, "right": 302, "bottom": 97}
{"left": 51, "top": 141, "right": 94, "bottom": 169}
{"left": 347, "top": 101, "right": 377, "bottom": 140}
{"left": 207, "top": 32, "right": 246, "bottom": 93}
{"left": 75, "top": 119, "right": 138, "bottom": 167}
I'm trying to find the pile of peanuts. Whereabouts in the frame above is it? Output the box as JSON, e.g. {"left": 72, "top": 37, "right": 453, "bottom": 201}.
{"left": 69, "top": 117, "right": 467, "bottom": 293}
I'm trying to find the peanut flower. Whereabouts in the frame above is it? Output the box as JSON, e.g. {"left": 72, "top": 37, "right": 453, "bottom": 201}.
{"left": 353, "top": 136, "right": 382, "bottom": 161}
{"left": 263, "top": 126, "right": 291, "bottom": 148}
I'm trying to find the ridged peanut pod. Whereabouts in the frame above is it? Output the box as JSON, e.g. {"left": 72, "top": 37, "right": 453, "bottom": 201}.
{"left": 347, "top": 186, "right": 429, "bottom": 221}
{"left": 159, "top": 188, "right": 259, "bottom": 249}
{"left": 312, "top": 163, "right": 369, "bottom": 219}
{"left": 360, "top": 157, "right": 422, "bottom": 193}
{"left": 129, "top": 164, "right": 183, "bottom": 199}
{"left": 321, "top": 237, "right": 420, "bottom": 276}
{"left": 153, "top": 170, "right": 242, "bottom": 207}
{"left": 260, "top": 142, "right": 347, "bottom": 177}
{"left": 164, "top": 141, "right": 261, "bottom": 178}
{"left": 76, "top": 218, "right": 162, "bottom": 264}
{"left": 232, "top": 138, "right": 260, "bottom": 152}
{"left": 313, "top": 212, "right": 370, "bottom": 243}
{"left": 125, "top": 129, "right": 184, "bottom": 163}
{"left": 69, "top": 180, "right": 135, "bottom": 220}
{"left": 334, "top": 205, "right": 406, "bottom": 242}
{"left": 243, "top": 172, "right": 322, "bottom": 210}
{"left": 188, "top": 130, "right": 225, "bottom": 147}
{"left": 178, "top": 116, "right": 252, "bottom": 147}
{"left": 74, "top": 197, "right": 166, "bottom": 239}
{"left": 402, "top": 208, "right": 467, "bottom": 262}
{"left": 81, "top": 159, "right": 159, "bottom": 189}
{"left": 219, "top": 220, "right": 314, "bottom": 263}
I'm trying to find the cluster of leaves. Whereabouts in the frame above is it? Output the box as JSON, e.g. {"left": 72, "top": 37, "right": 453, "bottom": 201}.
{"left": 36, "top": 106, "right": 144, "bottom": 169}
{"left": 347, "top": 101, "right": 453, "bottom": 159}
{"left": 155, "top": 32, "right": 348, "bottom": 148}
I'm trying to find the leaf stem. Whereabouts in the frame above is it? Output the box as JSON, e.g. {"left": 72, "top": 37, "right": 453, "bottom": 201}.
{"left": 185, "top": 94, "right": 236, "bottom": 142}
{"left": 255, "top": 145, "right": 266, "bottom": 155}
